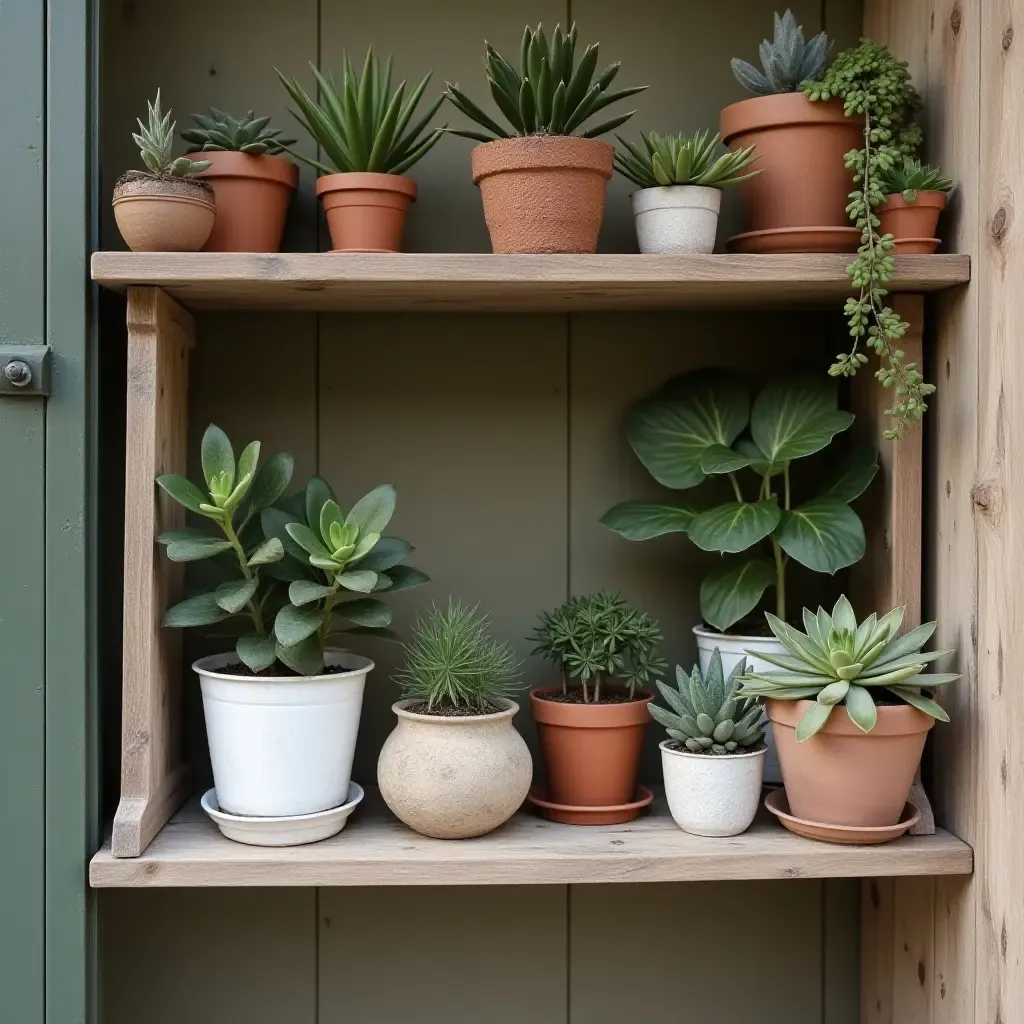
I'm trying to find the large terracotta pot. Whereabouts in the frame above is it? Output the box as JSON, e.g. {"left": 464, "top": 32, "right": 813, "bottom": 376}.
{"left": 878, "top": 190, "right": 947, "bottom": 254}
{"left": 188, "top": 151, "right": 298, "bottom": 252}
{"left": 112, "top": 175, "right": 215, "bottom": 252}
{"left": 720, "top": 93, "right": 862, "bottom": 253}
{"left": 530, "top": 685, "right": 652, "bottom": 823}
{"left": 768, "top": 698, "right": 933, "bottom": 828}
{"left": 316, "top": 172, "right": 417, "bottom": 252}
{"left": 471, "top": 136, "right": 614, "bottom": 253}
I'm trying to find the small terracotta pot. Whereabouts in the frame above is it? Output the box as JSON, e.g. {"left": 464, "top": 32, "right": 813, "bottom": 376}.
{"left": 112, "top": 177, "right": 215, "bottom": 252}
{"left": 471, "top": 136, "right": 614, "bottom": 253}
{"left": 530, "top": 685, "right": 652, "bottom": 822}
{"left": 877, "top": 191, "right": 947, "bottom": 254}
{"left": 316, "top": 172, "right": 416, "bottom": 252}
{"left": 768, "top": 699, "right": 934, "bottom": 828}
{"left": 720, "top": 93, "right": 862, "bottom": 253}
{"left": 188, "top": 151, "right": 298, "bottom": 252}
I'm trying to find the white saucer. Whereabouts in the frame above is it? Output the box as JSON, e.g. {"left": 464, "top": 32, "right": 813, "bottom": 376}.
{"left": 200, "top": 783, "right": 364, "bottom": 847}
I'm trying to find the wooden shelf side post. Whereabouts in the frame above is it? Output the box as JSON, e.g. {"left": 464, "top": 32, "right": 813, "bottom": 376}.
{"left": 111, "top": 286, "right": 194, "bottom": 858}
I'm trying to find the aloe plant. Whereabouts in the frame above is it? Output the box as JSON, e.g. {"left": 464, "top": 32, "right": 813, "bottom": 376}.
{"left": 731, "top": 10, "right": 831, "bottom": 96}
{"left": 614, "top": 130, "right": 759, "bottom": 189}
{"left": 181, "top": 108, "right": 295, "bottom": 155}
{"left": 131, "top": 90, "right": 210, "bottom": 177}
{"left": 276, "top": 49, "right": 445, "bottom": 175}
{"left": 445, "top": 23, "right": 647, "bottom": 141}
{"left": 877, "top": 156, "right": 954, "bottom": 203}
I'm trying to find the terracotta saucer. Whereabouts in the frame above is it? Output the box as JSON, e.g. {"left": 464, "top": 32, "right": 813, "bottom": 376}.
{"left": 890, "top": 237, "right": 941, "bottom": 254}
{"left": 527, "top": 785, "right": 654, "bottom": 825}
{"left": 764, "top": 788, "right": 920, "bottom": 845}
{"left": 726, "top": 226, "right": 861, "bottom": 254}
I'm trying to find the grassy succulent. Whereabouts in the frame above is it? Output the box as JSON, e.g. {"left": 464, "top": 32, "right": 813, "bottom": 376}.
{"left": 181, "top": 108, "right": 296, "bottom": 155}
{"left": 731, "top": 10, "right": 831, "bottom": 96}
{"left": 445, "top": 23, "right": 647, "bottom": 142}
{"left": 131, "top": 90, "right": 210, "bottom": 177}
{"left": 650, "top": 649, "right": 765, "bottom": 754}
{"left": 394, "top": 601, "right": 522, "bottom": 713}
{"left": 615, "top": 129, "right": 759, "bottom": 189}
{"left": 276, "top": 49, "right": 445, "bottom": 175}
{"left": 737, "top": 596, "right": 960, "bottom": 740}
{"left": 877, "top": 156, "right": 953, "bottom": 202}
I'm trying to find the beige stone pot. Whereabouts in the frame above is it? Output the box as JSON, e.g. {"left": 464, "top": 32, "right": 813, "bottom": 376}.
{"left": 112, "top": 175, "right": 215, "bottom": 252}
{"left": 377, "top": 699, "right": 532, "bottom": 839}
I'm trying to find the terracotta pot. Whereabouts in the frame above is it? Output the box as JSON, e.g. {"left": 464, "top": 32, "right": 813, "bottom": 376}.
{"left": 112, "top": 176, "right": 215, "bottom": 252}
{"left": 768, "top": 699, "right": 934, "bottom": 828}
{"left": 720, "top": 93, "right": 862, "bottom": 253}
{"left": 188, "top": 151, "right": 298, "bottom": 252}
{"left": 530, "top": 685, "right": 652, "bottom": 822}
{"left": 471, "top": 136, "right": 614, "bottom": 253}
{"left": 316, "top": 172, "right": 416, "bottom": 252}
{"left": 878, "top": 190, "right": 947, "bottom": 254}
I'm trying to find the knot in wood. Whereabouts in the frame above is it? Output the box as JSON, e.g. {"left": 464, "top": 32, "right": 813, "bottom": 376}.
{"left": 971, "top": 480, "right": 1002, "bottom": 520}
{"left": 950, "top": 3, "right": 961, "bottom": 34}
{"left": 992, "top": 206, "right": 1010, "bottom": 243}
{"left": 1004, "top": 25, "right": 1015, "bottom": 49}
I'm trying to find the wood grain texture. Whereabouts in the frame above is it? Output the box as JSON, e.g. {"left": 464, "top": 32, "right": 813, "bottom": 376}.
{"left": 89, "top": 252, "right": 971, "bottom": 311}
{"left": 110, "top": 288, "right": 194, "bottom": 858}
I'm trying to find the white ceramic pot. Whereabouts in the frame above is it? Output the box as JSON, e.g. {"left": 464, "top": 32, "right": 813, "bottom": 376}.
{"left": 632, "top": 185, "right": 722, "bottom": 254}
{"left": 660, "top": 740, "right": 766, "bottom": 836}
{"left": 692, "top": 624, "right": 786, "bottom": 784}
{"left": 195, "top": 649, "right": 372, "bottom": 818}
{"left": 377, "top": 699, "right": 533, "bottom": 839}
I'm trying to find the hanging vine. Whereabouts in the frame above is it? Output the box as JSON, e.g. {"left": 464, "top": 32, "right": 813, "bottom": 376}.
{"left": 804, "top": 41, "right": 929, "bottom": 440}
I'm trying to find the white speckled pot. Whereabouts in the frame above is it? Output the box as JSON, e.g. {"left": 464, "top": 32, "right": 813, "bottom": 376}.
{"left": 660, "top": 740, "right": 766, "bottom": 837}
{"left": 377, "top": 699, "right": 533, "bottom": 839}
{"left": 632, "top": 185, "right": 722, "bottom": 253}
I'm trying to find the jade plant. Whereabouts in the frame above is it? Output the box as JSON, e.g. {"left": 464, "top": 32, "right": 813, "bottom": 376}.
{"left": 614, "top": 130, "right": 760, "bottom": 189}
{"left": 877, "top": 156, "right": 953, "bottom": 202}
{"left": 650, "top": 649, "right": 766, "bottom": 754}
{"left": 181, "top": 108, "right": 295, "bottom": 155}
{"left": 737, "top": 596, "right": 960, "bottom": 739}
{"left": 803, "top": 42, "right": 928, "bottom": 440}
{"left": 731, "top": 10, "right": 831, "bottom": 95}
{"left": 445, "top": 23, "right": 647, "bottom": 141}
{"left": 394, "top": 600, "right": 522, "bottom": 714}
{"left": 158, "top": 424, "right": 428, "bottom": 675}
{"left": 601, "top": 370, "right": 877, "bottom": 634}
{"left": 530, "top": 592, "right": 667, "bottom": 703}
{"left": 128, "top": 90, "right": 210, "bottom": 179}
{"left": 276, "top": 49, "right": 446, "bottom": 174}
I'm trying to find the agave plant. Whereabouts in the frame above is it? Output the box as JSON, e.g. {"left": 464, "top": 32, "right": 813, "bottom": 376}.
{"left": 131, "top": 90, "right": 210, "bottom": 177}
{"left": 650, "top": 649, "right": 765, "bottom": 754}
{"left": 445, "top": 23, "right": 647, "bottom": 141}
{"left": 181, "top": 108, "right": 295, "bottom": 155}
{"left": 731, "top": 10, "right": 831, "bottom": 96}
{"left": 877, "top": 156, "right": 954, "bottom": 203}
{"left": 614, "top": 130, "right": 760, "bottom": 189}
{"left": 737, "top": 597, "right": 960, "bottom": 740}
{"left": 276, "top": 49, "right": 445, "bottom": 175}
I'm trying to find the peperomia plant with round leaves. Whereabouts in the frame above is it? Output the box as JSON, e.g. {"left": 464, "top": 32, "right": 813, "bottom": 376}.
{"left": 601, "top": 371, "right": 877, "bottom": 634}
{"left": 157, "top": 424, "right": 428, "bottom": 676}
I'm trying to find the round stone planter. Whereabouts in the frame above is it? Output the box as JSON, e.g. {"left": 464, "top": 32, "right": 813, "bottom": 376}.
{"left": 631, "top": 184, "right": 722, "bottom": 253}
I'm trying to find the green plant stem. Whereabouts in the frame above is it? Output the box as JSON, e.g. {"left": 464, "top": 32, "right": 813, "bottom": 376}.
{"left": 771, "top": 536, "right": 786, "bottom": 622}
{"left": 594, "top": 672, "right": 602, "bottom": 703}
{"left": 783, "top": 463, "right": 791, "bottom": 511}
{"left": 318, "top": 580, "right": 342, "bottom": 646}
{"left": 728, "top": 473, "right": 744, "bottom": 503}
{"left": 222, "top": 517, "right": 264, "bottom": 635}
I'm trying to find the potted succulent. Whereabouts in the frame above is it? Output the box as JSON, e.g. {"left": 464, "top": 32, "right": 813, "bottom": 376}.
{"left": 377, "top": 601, "right": 532, "bottom": 839}
{"left": 180, "top": 108, "right": 298, "bottom": 252}
{"left": 445, "top": 23, "right": 647, "bottom": 253}
{"left": 614, "top": 129, "right": 760, "bottom": 253}
{"left": 277, "top": 50, "right": 445, "bottom": 252}
{"left": 157, "top": 425, "right": 428, "bottom": 836}
{"left": 112, "top": 90, "right": 215, "bottom": 252}
{"left": 528, "top": 593, "right": 666, "bottom": 824}
{"left": 650, "top": 650, "right": 766, "bottom": 837}
{"left": 875, "top": 157, "right": 954, "bottom": 254}
{"left": 720, "top": 11, "right": 861, "bottom": 253}
{"left": 737, "top": 597, "right": 959, "bottom": 831}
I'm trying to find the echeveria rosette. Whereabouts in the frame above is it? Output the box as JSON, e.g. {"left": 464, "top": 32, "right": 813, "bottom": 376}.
{"left": 736, "top": 596, "right": 960, "bottom": 741}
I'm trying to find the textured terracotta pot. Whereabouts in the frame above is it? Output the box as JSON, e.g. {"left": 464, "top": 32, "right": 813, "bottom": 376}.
{"left": 188, "top": 151, "right": 298, "bottom": 252}
{"left": 316, "top": 172, "right": 416, "bottom": 252}
{"left": 471, "top": 136, "right": 614, "bottom": 253}
{"left": 720, "top": 93, "right": 862, "bottom": 253}
{"left": 377, "top": 700, "right": 532, "bottom": 839}
{"left": 878, "top": 191, "right": 947, "bottom": 253}
{"left": 112, "top": 176, "right": 215, "bottom": 252}
{"left": 768, "top": 698, "right": 934, "bottom": 828}
{"left": 530, "top": 685, "right": 652, "bottom": 822}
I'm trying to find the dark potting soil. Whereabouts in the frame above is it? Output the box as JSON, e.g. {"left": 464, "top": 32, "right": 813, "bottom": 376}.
{"left": 663, "top": 740, "right": 768, "bottom": 756}
{"left": 536, "top": 690, "right": 647, "bottom": 705}
{"left": 701, "top": 615, "right": 776, "bottom": 637}
{"left": 218, "top": 661, "right": 307, "bottom": 679}
{"left": 405, "top": 700, "right": 507, "bottom": 717}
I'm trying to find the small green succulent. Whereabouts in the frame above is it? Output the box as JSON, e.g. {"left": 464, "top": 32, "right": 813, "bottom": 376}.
{"left": 737, "top": 596, "right": 960, "bottom": 741}
{"left": 614, "top": 129, "right": 759, "bottom": 189}
{"left": 181, "top": 108, "right": 296, "bottom": 155}
{"left": 877, "top": 156, "right": 954, "bottom": 203}
{"left": 650, "top": 649, "right": 765, "bottom": 754}
{"left": 131, "top": 90, "right": 210, "bottom": 177}
{"left": 731, "top": 10, "right": 831, "bottom": 96}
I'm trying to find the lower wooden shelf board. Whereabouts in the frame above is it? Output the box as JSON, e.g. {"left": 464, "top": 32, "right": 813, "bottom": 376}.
{"left": 89, "top": 788, "right": 972, "bottom": 888}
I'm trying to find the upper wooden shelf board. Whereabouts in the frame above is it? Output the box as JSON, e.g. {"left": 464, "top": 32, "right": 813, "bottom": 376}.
{"left": 90, "top": 789, "right": 972, "bottom": 888}
{"left": 90, "top": 252, "right": 971, "bottom": 313}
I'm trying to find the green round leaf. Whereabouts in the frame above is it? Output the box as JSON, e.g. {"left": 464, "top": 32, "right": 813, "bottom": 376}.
{"left": 377, "top": 565, "right": 429, "bottom": 592}
{"left": 244, "top": 452, "right": 294, "bottom": 514}
{"left": 236, "top": 634, "right": 276, "bottom": 673}
{"left": 156, "top": 474, "right": 208, "bottom": 515}
{"left": 336, "top": 570, "right": 379, "bottom": 593}
{"left": 843, "top": 683, "right": 878, "bottom": 732}
{"left": 776, "top": 499, "right": 866, "bottom": 573}
{"left": 304, "top": 476, "right": 335, "bottom": 532}
{"left": 247, "top": 537, "right": 284, "bottom": 567}
{"left": 334, "top": 597, "right": 393, "bottom": 628}
{"left": 687, "top": 500, "right": 781, "bottom": 554}
{"left": 201, "top": 425, "right": 235, "bottom": 493}
{"left": 356, "top": 538, "right": 412, "bottom": 572}
{"left": 750, "top": 380, "right": 854, "bottom": 464}
{"left": 275, "top": 635, "right": 324, "bottom": 676}
{"left": 274, "top": 603, "right": 323, "bottom": 647}
{"left": 157, "top": 528, "right": 233, "bottom": 562}
{"left": 214, "top": 577, "right": 259, "bottom": 614}
{"left": 600, "top": 501, "right": 696, "bottom": 541}
{"left": 345, "top": 483, "right": 397, "bottom": 535}
{"left": 162, "top": 592, "right": 230, "bottom": 628}
{"left": 288, "top": 580, "right": 335, "bottom": 607}
{"left": 700, "top": 555, "right": 775, "bottom": 632}
{"left": 817, "top": 444, "right": 879, "bottom": 503}
{"left": 699, "top": 443, "right": 754, "bottom": 475}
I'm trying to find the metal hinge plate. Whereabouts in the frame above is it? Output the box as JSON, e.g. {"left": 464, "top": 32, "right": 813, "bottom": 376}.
{"left": 0, "top": 345, "right": 51, "bottom": 397}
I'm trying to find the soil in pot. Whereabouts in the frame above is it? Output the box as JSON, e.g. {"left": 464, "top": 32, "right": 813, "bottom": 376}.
{"left": 877, "top": 190, "right": 947, "bottom": 253}
{"left": 112, "top": 171, "right": 216, "bottom": 252}
{"left": 316, "top": 172, "right": 416, "bottom": 252}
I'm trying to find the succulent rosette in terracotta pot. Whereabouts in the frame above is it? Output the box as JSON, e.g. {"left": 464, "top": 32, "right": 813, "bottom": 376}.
{"left": 875, "top": 156, "right": 953, "bottom": 254}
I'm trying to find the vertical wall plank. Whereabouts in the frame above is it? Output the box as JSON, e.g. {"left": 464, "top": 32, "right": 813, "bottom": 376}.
{"left": 892, "top": 877, "right": 936, "bottom": 1024}
{"left": 825, "top": 880, "right": 861, "bottom": 1024}
{"left": 860, "top": 878, "right": 894, "bottom": 1024}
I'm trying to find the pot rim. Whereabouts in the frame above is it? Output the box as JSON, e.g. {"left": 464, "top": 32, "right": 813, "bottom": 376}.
{"left": 692, "top": 623, "right": 784, "bottom": 645}
{"left": 880, "top": 190, "right": 948, "bottom": 210}
{"left": 720, "top": 92, "right": 854, "bottom": 143}
{"left": 193, "top": 648, "right": 374, "bottom": 683}
{"left": 658, "top": 738, "right": 767, "bottom": 761}
{"left": 315, "top": 171, "right": 417, "bottom": 199}
{"left": 766, "top": 697, "right": 936, "bottom": 736}
{"left": 529, "top": 685, "right": 653, "bottom": 727}
{"left": 471, "top": 134, "right": 614, "bottom": 183}
{"left": 390, "top": 697, "right": 519, "bottom": 723}
{"left": 111, "top": 192, "right": 216, "bottom": 211}
{"left": 188, "top": 149, "right": 299, "bottom": 187}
